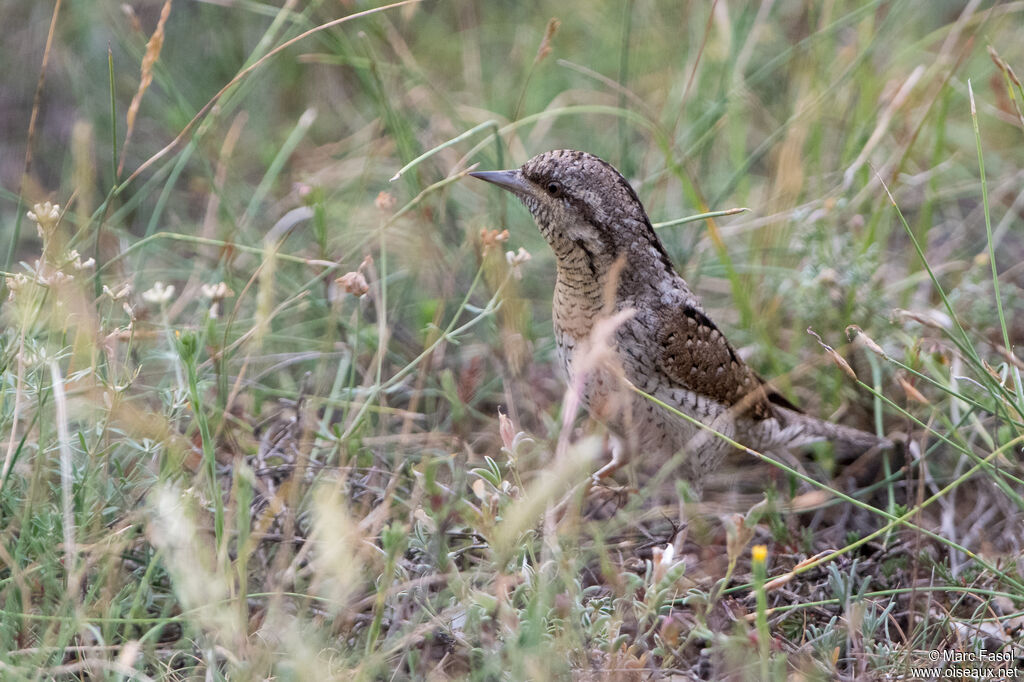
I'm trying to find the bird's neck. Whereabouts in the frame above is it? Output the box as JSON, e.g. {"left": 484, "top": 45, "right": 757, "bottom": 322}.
{"left": 552, "top": 243, "right": 675, "bottom": 334}
{"left": 554, "top": 236, "right": 674, "bottom": 293}
{"left": 552, "top": 266, "right": 605, "bottom": 342}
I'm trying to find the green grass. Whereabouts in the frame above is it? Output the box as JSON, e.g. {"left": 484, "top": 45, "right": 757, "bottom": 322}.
{"left": 2, "top": 1, "right": 1024, "bottom": 679}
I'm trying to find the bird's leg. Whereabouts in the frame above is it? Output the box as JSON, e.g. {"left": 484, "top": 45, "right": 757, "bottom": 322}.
{"left": 580, "top": 434, "right": 635, "bottom": 520}
{"left": 592, "top": 433, "right": 627, "bottom": 482}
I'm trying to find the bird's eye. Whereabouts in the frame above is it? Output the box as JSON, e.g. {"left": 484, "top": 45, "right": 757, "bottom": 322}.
{"left": 546, "top": 182, "right": 562, "bottom": 197}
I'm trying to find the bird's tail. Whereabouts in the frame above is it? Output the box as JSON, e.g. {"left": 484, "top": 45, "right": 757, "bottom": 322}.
{"left": 775, "top": 406, "right": 893, "bottom": 454}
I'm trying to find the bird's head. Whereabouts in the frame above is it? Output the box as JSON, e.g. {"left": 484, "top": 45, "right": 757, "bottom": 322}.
{"left": 470, "top": 149, "right": 672, "bottom": 275}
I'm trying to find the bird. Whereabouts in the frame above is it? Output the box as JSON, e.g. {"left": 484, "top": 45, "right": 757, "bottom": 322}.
{"left": 469, "top": 149, "right": 891, "bottom": 495}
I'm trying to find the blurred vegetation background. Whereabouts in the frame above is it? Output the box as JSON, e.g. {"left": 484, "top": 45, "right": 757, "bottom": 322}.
{"left": 2, "top": 0, "right": 1024, "bottom": 679}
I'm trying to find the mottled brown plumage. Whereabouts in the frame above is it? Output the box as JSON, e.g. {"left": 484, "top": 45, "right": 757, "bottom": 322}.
{"left": 471, "top": 149, "right": 890, "bottom": 493}
{"left": 660, "top": 304, "right": 772, "bottom": 419}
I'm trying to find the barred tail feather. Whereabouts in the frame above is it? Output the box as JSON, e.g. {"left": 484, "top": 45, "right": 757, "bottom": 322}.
{"left": 774, "top": 407, "right": 893, "bottom": 453}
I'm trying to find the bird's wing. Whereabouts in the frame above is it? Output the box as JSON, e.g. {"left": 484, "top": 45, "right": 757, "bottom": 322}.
{"left": 657, "top": 303, "right": 796, "bottom": 420}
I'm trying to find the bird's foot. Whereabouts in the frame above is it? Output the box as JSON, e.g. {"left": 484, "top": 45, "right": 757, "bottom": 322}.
{"left": 582, "top": 478, "right": 635, "bottom": 519}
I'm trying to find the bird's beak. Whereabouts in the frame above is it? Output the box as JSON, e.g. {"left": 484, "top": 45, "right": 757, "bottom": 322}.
{"left": 468, "top": 169, "right": 533, "bottom": 196}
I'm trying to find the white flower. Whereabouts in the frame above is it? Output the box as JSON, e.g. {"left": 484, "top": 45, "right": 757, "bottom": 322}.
{"left": 505, "top": 247, "right": 532, "bottom": 279}
{"left": 17, "top": 348, "right": 40, "bottom": 365}
{"left": 6, "top": 273, "right": 28, "bottom": 289}
{"left": 103, "top": 283, "right": 132, "bottom": 301}
{"left": 27, "top": 201, "right": 60, "bottom": 225}
{"left": 35, "top": 270, "right": 73, "bottom": 286}
{"left": 200, "top": 282, "right": 233, "bottom": 319}
{"left": 68, "top": 250, "right": 95, "bottom": 270}
{"left": 5, "top": 273, "right": 29, "bottom": 301}
{"left": 200, "top": 282, "right": 233, "bottom": 300}
{"left": 28, "top": 201, "right": 61, "bottom": 239}
{"left": 65, "top": 250, "right": 95, "bottom": 270}
{"left": 142, "top": 281, "right": 175, "bottom": 304}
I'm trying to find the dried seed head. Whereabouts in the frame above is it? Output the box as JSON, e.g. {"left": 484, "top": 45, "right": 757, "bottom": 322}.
{"left": 807, "top": 327, "right": 857, "bottom": 380}
{"left": 892, "top": 308, "right": 952, "bottom": 330}
{"left": 846, "top": 325, "right": 886, "bottom": 358}
{"left": 659, "top": 612, "right": 685, "bottom": 646}
{"left": 498, "top": 410, "right": 515, "bottom": 450}
{"left": 896, "top": 373, "right": 929, "bottom": 404}
{"left": 374, "top": 191, "right": 397, "bottom": 213}
{"left": 536, "top": 17, "right": 561, "bottom": 62}
{"left": 479, "top": 228, "right": 509, "bottom": 251}
{"left": 336, "top": 271, "right": 369, "bottom": 297}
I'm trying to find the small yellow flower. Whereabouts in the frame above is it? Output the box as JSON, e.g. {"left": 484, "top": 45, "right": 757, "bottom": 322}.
{"left": 752, "top": 544, "right": 768, "bottom": 563}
